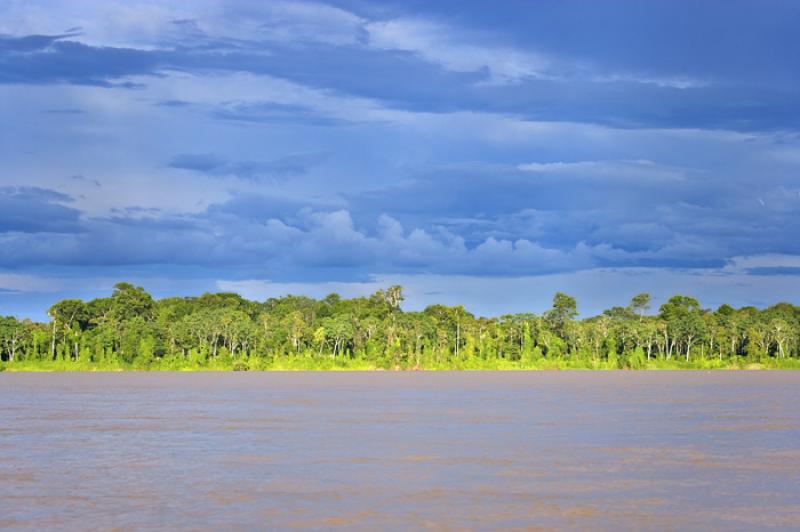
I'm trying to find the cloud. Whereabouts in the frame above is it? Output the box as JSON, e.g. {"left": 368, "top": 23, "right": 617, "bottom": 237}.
{"left": 0, "top": 33, "right": 74, "bottom": 53}
{"left": 167, "top": 151, "right": 328, "bottom": 181}
{"left": 242, "top": 0, "right": 366, "bottom": 46}
{"left": 0, "top": 273, "right": 62, "bottom": 293}
{"left": 0, "top": 35, "right": 159, "bottom": 86}
{"left": 365, "top": 17, "right": 551, "bottom": 84}
{"left": 70, "top": 174, "right": 102, "bottom": 187}
{"left": 0, "top": 187, "right": 82, "bottom": 233}
{"left": 353, "top": 160, "right": 699, "bottom": 223}
{"left": 144, "top": 71, "right": 409, "bottom": 125}
{"left": 210, "top": 101, "right": 353, "bottom": 126}
{"left": 723, "top": 254, "right": 800, "bottom": 275}
{"left": 0, "top": 197, "right": 630, "bottom": 277}
{"left": 167, "top": 153, "right": 223, "bottom": 173}
{"left": 156, "top": 99, "right": 191, "bottom": 108}
{"left": 2, "top": 5, "right": 797, "bottom": 132}
{"left": 205, "top": 191, "right": 337, "bottom": 222}
{"left": 516, "top": 159, "right": 688, "bottom": 182}
{"left": 2, "top": 1, "right": 800, "bottom": 318}
{"left": 592, "top": 73, "right": 709, "bottom": 90}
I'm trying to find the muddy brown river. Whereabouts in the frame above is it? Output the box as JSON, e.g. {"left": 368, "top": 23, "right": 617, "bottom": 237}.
{"left": 1, "top": 371, "right": 799, "bottom": 530}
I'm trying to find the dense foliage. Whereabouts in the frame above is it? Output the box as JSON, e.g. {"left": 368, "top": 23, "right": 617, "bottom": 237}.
{"left": 2, "top": 282, "right": 800, "bottom": 370}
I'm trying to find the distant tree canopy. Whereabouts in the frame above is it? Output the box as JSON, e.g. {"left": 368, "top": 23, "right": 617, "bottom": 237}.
{"left": 2, "top": 284, "right": 800, "bottom": 369}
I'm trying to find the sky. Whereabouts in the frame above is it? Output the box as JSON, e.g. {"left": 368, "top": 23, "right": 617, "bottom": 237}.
{"left": 1, "top": 0, "right": 800, "bottom": 320}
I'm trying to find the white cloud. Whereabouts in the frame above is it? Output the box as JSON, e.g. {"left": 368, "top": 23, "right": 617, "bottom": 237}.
{"left": 593, "top": 74, "right": 709, "bottom": 90}
{"left": 0, "top": 0, "right": 364, "bottom": 49}
{"left": 2, "top": 0, "right": 721, "bottom": 94}
{"left": 517, "top": 159, "right": 688, "bottom": 182}
{"left": 365, "top": 18, "right": 551, "bottom": 84}
{"left": 281, "top": 211, "right": 618, "bottom": 275}
{"left": 144, "top": 70, "right": 412, "bottom": 125}
{"left": 723, "top": 254, "right": 800, "bottom": 273}
{"left": 241, "top": 0, "right": 365, "bottom": 46}
{"left": 0, "top": 0, "right": 195, "bottom": 49}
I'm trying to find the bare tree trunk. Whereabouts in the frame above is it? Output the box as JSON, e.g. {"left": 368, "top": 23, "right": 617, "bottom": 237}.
{"left": 455, "top": 322, "right": 460, "bottom": 358}
{"left": 51, "top": 320, "right": 57, "bottom": 360}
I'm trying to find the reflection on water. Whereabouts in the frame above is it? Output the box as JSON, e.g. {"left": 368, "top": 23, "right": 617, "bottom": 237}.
{"left": 1, "top": 372, "right": 799, "bottom": 530}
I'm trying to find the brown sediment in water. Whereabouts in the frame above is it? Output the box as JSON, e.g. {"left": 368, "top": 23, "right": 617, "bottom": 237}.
{"left": 1, "top": 371, "right": 798, "bottom": 529}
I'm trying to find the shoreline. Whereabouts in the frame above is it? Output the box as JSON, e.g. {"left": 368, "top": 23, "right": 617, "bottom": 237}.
{"left": 2, "top": 363, "right": 792, "bottom": 372}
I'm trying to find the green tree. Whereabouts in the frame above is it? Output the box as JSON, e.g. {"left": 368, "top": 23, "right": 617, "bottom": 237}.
{"left": 48, "top": 299, "right": 86, "bottom": 360}
{"left": 629, "top": 293, "right": 652, "bottom": 320}
{"left": 545, "top": 292, "right": 577, "bottom": 338}
{"left": 659, "top": 295, "right": 704, "bottom": 361}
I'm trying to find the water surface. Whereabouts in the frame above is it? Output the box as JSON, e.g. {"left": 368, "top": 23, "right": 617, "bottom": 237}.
{"left": 1, "top": 371, "right": 799, "bottom": 530}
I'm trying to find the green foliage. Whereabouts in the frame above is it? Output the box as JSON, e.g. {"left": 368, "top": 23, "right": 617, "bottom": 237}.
{"left": 134, "top": 336, "right": 156, "bottom": 368}
{"left": 2, "top": 282, "right": 800, "bottom": 370}
{"left": 628, "top": 346, "right": 647, "bottom": 369}
{"left": 545, "top": 292, "right": 577, "bottom": 337}
{"left": 531, "top": 345, "right": 543, "bottom": 361}
{"left": 232, "top": 360, "right": 249, "bottom": 371}
{"left": 606, "top": 334, "right": 619, "bottom": 368}
{"left": 630, "top": 293, "right": 652, "bottom": 318}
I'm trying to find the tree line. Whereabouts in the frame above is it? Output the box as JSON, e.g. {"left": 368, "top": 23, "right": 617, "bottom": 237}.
{"left": 1, "top": 282, "right": 799, "bottom": 369}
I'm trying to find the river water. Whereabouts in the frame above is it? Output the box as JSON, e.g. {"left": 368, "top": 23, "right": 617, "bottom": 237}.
{"left": 1, "top": 371, "right": 799, "bottom": 530}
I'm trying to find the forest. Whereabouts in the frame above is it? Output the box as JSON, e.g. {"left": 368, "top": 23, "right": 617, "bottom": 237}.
{"left": 1, "top": 282, "right": 800, "bottom": 370}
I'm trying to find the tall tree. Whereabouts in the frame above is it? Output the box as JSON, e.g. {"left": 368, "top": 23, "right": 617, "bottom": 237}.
{"left": 545, "top": 292, "right": 578, "bottom": 338}
{"left": 630, "top": 293, "right": 652, "bottom": 320}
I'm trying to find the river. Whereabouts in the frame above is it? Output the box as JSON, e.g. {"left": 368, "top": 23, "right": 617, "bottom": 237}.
{"left": 1, "top": 371, "right": 799, "bottom": 530}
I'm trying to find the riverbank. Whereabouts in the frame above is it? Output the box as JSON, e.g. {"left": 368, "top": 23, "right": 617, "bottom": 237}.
{"left": 3, "top": 356, "right": 800, "bottom": 372}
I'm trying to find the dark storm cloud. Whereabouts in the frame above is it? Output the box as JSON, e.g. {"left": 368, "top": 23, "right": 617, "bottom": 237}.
{"left": 0, "top": 187, "right": 82, "bottom": 233}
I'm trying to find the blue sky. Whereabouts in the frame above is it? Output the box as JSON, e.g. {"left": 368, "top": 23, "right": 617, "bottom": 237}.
{"left": 2, "top": 0, "right": 800, "bottom": 319}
